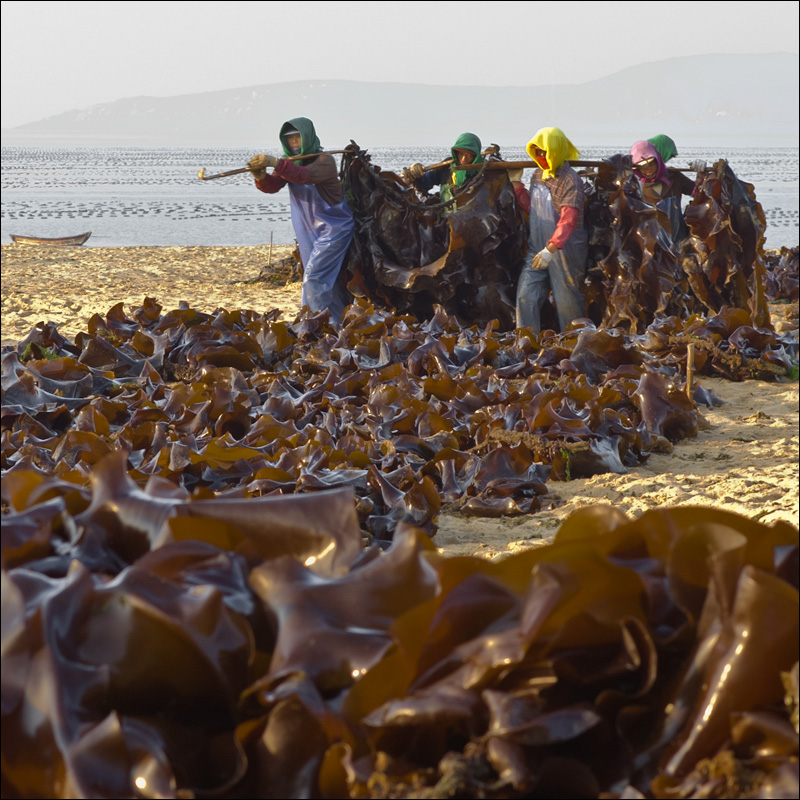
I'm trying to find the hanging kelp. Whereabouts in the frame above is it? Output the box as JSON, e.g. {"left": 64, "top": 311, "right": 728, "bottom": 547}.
{"left": 584, "top": 156, "right": 771, "bottom": 333}
{"left": 682, "top": 159, "right": 771, "bottom": 329}
{"left": 584, "top": 155, "right": 701, "bottom": 331}
{"left": 341, "top": 145, "right": 527, "bottom": 331}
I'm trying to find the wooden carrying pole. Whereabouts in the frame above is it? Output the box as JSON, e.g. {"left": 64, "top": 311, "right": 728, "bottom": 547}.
{"left": 198, "top": 150, "right": 352, "bottom": 181}
{"left": 457, "top": 159, "right": 693, "bottom": 172}
{"left": 419, "top": 145, "right": 500, "bottom": 174}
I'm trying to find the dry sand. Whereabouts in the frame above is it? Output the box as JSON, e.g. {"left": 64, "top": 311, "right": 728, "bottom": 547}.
{"left": 2, "top": 243, "right": 798, "bottom": 559}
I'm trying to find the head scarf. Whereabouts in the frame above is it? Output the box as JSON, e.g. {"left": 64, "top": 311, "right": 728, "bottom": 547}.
{"left": 449, "top": 132, "right": 484, "bottom": 187}
{"left": 279, "top": 117, "right": 322, "bottom": 159}
{"left": 648, "top": 134, "right": 678, "bottom": 163}
{"left": 525, "top": 127, "right": 580, "bottom": 181}
{"left": 630, "top": 140, "right": 671, "bottom": 185}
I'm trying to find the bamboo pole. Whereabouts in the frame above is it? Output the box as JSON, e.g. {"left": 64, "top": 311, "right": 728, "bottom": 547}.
{"left": 686, "top": 343, "right": 696, "bottom": 400}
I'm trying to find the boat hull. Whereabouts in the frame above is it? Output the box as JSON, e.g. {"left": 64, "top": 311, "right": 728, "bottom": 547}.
{"left": 10, "top": 231, "right": 92, "bottom": 246}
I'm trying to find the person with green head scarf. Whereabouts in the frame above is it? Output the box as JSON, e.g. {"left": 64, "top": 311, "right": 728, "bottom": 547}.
{"left": 515, "top": 127, "right": 588, "bottom": 335}
{"left": 246, "top": 117, "right": 354, "bottom": 322}
{"left": 402, "top": 132, "right": 485, "bottom": 204}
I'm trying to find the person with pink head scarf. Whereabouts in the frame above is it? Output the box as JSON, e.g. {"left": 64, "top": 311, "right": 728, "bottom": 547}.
{"left": 629, "top": 140, "right": 699, "bottom": 244}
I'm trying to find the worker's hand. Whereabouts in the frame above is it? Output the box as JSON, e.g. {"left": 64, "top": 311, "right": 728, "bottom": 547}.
{"left": 507, "top": 168, "right": 524, "bottom": 183}
{"left": 531, "top": 247, "right": 555, "bottom": 270}
{"left": 407, "top": 163, "right": 425, "bottom": 180}
{"left": 688, "top": 159, "right": 707, "bottom": 173}
{"left": 247, "top": 153, "right": 278, "bottom": 179}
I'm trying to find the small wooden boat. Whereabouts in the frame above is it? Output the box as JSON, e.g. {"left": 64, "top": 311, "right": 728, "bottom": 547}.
{"left": 10, "top": 231, "right": 92, "bottom": 247}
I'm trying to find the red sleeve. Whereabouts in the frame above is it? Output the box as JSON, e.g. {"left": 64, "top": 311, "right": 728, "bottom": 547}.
{"left": 254, "top": 173, "right": 287, "bottom": 194}
{"left": 514, "top": 183, "right": 531, "bottom": 214}
{"left": 274, "top": 154, "right": 338, "bottom": 186}
{"left": 273, "top": 158, "right": 313, "bottom": 185}
{"left": 550, "top": 205, "right": 579, "bottom": 249}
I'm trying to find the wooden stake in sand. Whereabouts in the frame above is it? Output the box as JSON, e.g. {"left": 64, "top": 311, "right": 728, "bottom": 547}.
{"left": 686, "top": 343, "right": 696, "bottom": 400}
{"left": 269, "top": 233, "right": 273, "bottom": 267}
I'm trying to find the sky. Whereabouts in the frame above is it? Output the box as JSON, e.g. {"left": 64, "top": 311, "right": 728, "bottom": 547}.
{"left": 1, "top": 0, "right": 799, "bottom": 130}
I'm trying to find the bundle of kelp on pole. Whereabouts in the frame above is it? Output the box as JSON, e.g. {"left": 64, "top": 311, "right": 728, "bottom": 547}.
{"left": 584, "top": 156, "right": 772, "bottom": 333}
{"left": 340, "top": 144, "right": 527, "bottom": 331}
{"left": 341, "top": 146, "right": 776, "bottom": 337}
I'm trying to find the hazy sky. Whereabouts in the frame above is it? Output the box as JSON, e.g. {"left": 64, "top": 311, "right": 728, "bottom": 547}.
{"left": 2, "top": 0, "right": 798, "bottom": 129}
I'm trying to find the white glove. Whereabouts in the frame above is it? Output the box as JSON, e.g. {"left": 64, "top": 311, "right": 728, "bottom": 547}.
{"left": 531, "top": 247, "right": 555, "bottom": 270}
{"left": 688, "top": 159, "right": 707, "bottom": 173}
{"left": 507, "top": 168, "right": 524, "bottom": 183}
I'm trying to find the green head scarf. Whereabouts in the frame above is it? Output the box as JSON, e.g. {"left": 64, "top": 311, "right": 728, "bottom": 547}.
{"left": 450, "top": 132, "right": 484, "bottom": 187}
{"left": 279, "top": 117, "right": 322, "bottom": 159}
{"left": 648, "top": 134, "right": 678, "bottom": 163}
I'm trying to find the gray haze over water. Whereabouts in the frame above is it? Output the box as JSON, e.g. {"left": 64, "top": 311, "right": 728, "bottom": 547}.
{"left": 1, "top": 145, "right": 798, "bottom": 251}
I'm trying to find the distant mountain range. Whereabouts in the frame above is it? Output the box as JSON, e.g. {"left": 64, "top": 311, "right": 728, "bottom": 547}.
{"left": 2, "top": 53, "right": 797, "bottom": 148}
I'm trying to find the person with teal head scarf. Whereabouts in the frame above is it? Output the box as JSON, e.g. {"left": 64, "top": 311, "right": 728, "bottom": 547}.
{"left": 402, "top": 132, "right": 485, "bottom": 204}
{"left": 247, "top": 117, "right": 354, "bottom": 322}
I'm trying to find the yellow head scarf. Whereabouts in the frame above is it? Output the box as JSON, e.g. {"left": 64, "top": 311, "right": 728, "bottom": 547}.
{"left": 526, "top": 127, "right": 580, "bottom": 181}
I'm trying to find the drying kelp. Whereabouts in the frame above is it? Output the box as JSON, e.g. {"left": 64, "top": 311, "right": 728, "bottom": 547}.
{"left": 341, "top": 145, "right": 527, "bottom": 331}
{"left": 584, "top": 157, "right": 772, "bottom": 334}
{"left": 2, "top": 297, "right": 797, "bottom": 551}
{"left": 2, "top": 484, "right": 797, "bottom": 798}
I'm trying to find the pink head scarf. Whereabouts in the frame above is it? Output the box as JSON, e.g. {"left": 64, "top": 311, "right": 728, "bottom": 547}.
{"left": 630, "top": 140, "right": 671, "bottom": 185}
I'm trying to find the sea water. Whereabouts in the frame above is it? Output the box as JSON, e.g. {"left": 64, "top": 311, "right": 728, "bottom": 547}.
{"left": 1, "top": 145, "right": 798, "bottom": 250}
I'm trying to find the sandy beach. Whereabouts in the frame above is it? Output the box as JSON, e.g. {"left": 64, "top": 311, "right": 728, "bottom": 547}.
{"left": 2, "top": 242, "right": 798, "bottom": 558}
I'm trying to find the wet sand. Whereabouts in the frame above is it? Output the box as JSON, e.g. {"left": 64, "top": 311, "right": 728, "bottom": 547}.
{"left": 2, "top": 242, "right": 798, "bottom": 558}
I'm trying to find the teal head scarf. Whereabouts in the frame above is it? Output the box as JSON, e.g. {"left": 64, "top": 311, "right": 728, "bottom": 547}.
{"left": 450, "top": 132, "right": 484, "bottom": 187}
{"left": 279, "top": 117, "right": 322, "bottom": 159}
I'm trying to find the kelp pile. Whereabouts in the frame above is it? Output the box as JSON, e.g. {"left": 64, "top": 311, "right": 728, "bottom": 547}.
{"left": 341, "top": 146, "right": 527, "bottom": 331}
{"left": 585, "top": 157, "right": 772, "bottom": 333}
{"left": 2, "top": 297, "right": 796, "bottom": 546}
{"left": 2, "top": 481, "right": 798, "bottom": 798}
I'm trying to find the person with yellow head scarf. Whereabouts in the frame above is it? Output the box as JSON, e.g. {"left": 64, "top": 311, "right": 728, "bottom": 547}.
{"left": 515, "top": 127, "right": 588, "bottom": 334}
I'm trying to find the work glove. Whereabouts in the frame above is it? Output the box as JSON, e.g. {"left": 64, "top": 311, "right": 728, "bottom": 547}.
{"left": 407, "top": 163, "right": 425, "bottom": 180}
{"left": 531, "top": 247, "right": 555, "bottom": 270}
{"left": 688, "top": 159, "right": 707, "bottom": 173}
{"left": 507, "top": 168, "right": 524, "bottom": 183}
{"left": 247, "top": 153, "right": 278, "bottom": 180}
